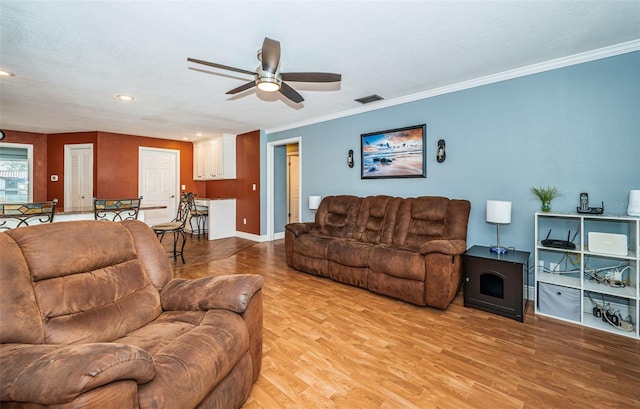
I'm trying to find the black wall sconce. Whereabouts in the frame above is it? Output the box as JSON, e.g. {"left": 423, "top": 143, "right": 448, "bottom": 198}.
{"left": 436, "top": 139, "right": 446, "bottom": 163}
{"left": 347, "top": 149, "right": 354, "bottom": 168}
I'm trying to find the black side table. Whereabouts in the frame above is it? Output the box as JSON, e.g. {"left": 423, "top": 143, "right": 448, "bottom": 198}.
{"left": 463, "top": 245, "right": 530, "bottom": 322}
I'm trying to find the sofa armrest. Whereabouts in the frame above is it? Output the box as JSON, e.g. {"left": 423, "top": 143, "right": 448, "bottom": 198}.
{"left": 419, "top": 239, "right": 467, "bottom": 256}
{"left": 160, "top": 274, "right": 264, "bottom": 314}
{"left": 285, "top": 222, "right": 321, "bottom": 237}
{"left": 0, "top": 343, "right": 154, "bottom": 405}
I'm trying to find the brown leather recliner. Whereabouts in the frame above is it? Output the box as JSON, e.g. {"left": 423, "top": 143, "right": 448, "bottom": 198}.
{"left": 0, "top": 220, "right": 263, "bottom": 409}
{"left": 285, "top": 195, "right": 470, "bottom": 309}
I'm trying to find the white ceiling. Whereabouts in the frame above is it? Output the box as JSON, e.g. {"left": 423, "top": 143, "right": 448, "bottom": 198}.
{"left": 1, "top": 1, "right": 639, "bottom": 141}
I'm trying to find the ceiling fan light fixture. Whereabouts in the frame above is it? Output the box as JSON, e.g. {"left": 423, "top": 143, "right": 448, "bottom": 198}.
{"left": 256, "top": 77, "right": 281, "bottom": 92}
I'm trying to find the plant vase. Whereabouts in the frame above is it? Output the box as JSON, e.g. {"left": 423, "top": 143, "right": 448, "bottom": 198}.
{"left": 531, "top": 186, "right": 561, "bottom": 213}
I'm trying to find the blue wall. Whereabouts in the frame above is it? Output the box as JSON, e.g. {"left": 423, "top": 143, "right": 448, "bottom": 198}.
{"left": 267, "top": 52, "right": 640, "bottom": 257}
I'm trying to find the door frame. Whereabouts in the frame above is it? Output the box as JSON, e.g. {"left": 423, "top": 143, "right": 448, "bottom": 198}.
{"left": 138, "top": 146, "right": 180, "bottom": 219}
{"left": 64, "top": 143, "right": 94, "bottom": 211}
{"left": 267, "top": 136, "right": 301, "bottom": 241}
{"left": 286, "top": 151, "right": 300, "bottom": 224}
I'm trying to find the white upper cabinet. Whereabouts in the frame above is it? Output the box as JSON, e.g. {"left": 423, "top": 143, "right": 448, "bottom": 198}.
{"left": 193, "top": 134, "right": 236, "bottom": 180}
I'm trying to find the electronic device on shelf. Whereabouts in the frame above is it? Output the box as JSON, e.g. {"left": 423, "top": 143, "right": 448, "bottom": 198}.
{"left": 541, "top": 229, "right": 577, "bottom": 250}
{"left": 576, "top": 192, "right": 604, "bottom": 214}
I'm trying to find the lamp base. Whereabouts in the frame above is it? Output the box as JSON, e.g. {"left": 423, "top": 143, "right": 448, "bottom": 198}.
{"left": 490, "top": 246, "right": 508, "bottom": 254}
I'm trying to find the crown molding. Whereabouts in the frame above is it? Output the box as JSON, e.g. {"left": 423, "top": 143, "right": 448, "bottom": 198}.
{"left": 266, "top": 39, "right": 640, "bottom": 134}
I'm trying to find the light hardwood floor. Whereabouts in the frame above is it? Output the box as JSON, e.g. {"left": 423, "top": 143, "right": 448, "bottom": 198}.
{"left": 172, "top": 237, "right": 640, "bottom": 409}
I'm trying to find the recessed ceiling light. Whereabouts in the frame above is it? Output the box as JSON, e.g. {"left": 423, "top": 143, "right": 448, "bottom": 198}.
{"left": 0, "top": 70, "right": 15, "bottom": 77}
{"left": 196, "top": 132, "right": 203, "bottom": 137}
{"left": 182, "top": 137, "right": 189, "bottom": 140}
{"left": 116, "top": 94, "right": 135, "bottom": 101}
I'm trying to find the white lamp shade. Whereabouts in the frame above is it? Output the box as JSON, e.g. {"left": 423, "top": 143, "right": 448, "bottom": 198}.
{"left": 486, "top": 200, "right": 512, "bottom": 224}
{"left": 628, "top": 190, "right": 640, "bottom": 216}
{"left": 309, "top": 195, "right": 322, "bottom": 210}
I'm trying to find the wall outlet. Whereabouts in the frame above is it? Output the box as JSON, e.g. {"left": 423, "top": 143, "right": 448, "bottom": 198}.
{"left": 549, "top": 262, "right": 560, "bottom": 273}
{"left": 181, "top": 184, "right": 186, "bottom": 190}
{"left": 243, "top": 218, "right": 247, "bottom": 225}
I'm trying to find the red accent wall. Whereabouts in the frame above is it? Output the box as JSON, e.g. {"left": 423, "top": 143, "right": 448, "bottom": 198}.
{"left": 5, "top": 128, "right": 260, "bottom": 235}
{"left": 236, "top": 130, "right": 261, "bottom": 235}
{"left": 95, "top": 132, "right": 196, "bottom": 198}
{"left": 204, "top": 130, "right": 260, "bottom": 234}
{"left": 1, "top": 130, "right": 48, "bottom": 202}
{"left": 46, "top": 131, "right": 195, "bottom": 211}
{"left": 46, "top": 132, "right": 98, "bottom": 209}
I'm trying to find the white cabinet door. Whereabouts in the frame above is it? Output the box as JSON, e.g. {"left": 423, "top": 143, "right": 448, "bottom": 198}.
{"left": 193, "top": 142, "right": 206, "bottom": 180}
{"left": 193, "top": 135, "right": 236, "bottom": 180}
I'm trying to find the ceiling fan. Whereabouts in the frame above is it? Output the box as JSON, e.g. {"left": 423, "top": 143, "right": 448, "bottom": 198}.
{"left": 187, "top": 37, "right": 341, "bottom": 104}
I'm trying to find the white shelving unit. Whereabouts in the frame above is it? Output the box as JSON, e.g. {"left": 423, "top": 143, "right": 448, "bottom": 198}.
{"left": 534, "top": 211, "right": 639, "bottom": 339}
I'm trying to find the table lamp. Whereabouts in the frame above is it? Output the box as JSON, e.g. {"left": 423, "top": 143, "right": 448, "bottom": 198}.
{"left": 486, "top": 200, "right": 512, "bottom": 254}
{"left": 309, "top": 195, "right": 322, "bottom": 210}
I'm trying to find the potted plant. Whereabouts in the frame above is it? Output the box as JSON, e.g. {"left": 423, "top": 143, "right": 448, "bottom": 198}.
{"left": 531, "top": 186, "right": 561, "bottom": 212}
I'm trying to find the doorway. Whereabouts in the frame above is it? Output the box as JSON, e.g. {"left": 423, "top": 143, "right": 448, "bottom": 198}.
{"left": 64, "top": 144, "right": 93, "bottom": 211}
{"left": 287, "top": 145, "right": 300, "bottom": 224}
{"left": 267, "top": 136, "right": 301, "bottom": 240}
{"left": 138, "top": 147, "right": 179, "bottom": 226}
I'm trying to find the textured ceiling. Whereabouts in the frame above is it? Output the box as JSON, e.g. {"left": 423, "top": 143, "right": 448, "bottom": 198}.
{"left": 1, "top": 1, "right": 639, "bottom": 141}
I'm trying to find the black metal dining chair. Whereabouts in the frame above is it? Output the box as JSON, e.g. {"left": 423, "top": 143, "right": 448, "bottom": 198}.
{"left": 187, "top": 193, "right": 208, "bottom": 239}
{"left": 93, "top": 197, "right": 142, "bottom": 221}
{"left": 151, "top": 193, "right": 191, "bottom": 263}
{"left": 0, "top": 199, "right": 58, "bottom": 230}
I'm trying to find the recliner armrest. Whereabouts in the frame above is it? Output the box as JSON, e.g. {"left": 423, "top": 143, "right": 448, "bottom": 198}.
{"left": 160, "top": 274, "right": 264, "bottom": 314}
{"left": 285, "top": 222, "right": 321, "bottom": 237}
{"left": 419, "top": 239, "right": 467, "bottom": 256}
{"left": 0, "top": 343, "right": 154, "bottom": 405}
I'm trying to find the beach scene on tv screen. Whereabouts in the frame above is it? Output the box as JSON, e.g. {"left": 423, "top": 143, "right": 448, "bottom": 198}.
{"left": 362, "top": 127, "right": 424, "bottom": 178}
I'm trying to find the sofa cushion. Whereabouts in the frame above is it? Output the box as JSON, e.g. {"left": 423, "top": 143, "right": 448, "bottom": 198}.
{"left": 316, "top": 195, "right": 361, "bottom": 238}
{"left": 353, "top": 195, "right": 402, "bottom": 244}
{"left": 293, "top": 234, "right": 334, "bottom": 259}
{"left": 117, "top": 310, "right": 249, "bottom": 409}
{"left": 392, "top": 197, "right": 450, "bottom": 250}
{"left": 327, "top": 239, "right": 373, "bottom": 267}
{"left": 369, "top": 245, "right": 425, "bottom": 281}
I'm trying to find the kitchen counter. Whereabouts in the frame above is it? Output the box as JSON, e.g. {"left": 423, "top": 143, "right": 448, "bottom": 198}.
{"left": 193, "top": 198, "right": 237, "bottom": 240}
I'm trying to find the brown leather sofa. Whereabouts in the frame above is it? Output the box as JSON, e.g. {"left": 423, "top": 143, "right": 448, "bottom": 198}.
{"left": 285, "top": 195, "right": 471, "bottom": 309}
{"left": 0, "top": 220, "right": 263, "bottom": 409}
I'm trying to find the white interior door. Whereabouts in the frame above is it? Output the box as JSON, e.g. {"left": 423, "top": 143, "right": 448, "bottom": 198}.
{"left": 64, "top": 144, "right": 93, "bottom": 211}
{"left": 287, "top": 153, "right": 300, "bottom": 223}
{"left": 139, "top": 147, "right": 179, "bottom": 226}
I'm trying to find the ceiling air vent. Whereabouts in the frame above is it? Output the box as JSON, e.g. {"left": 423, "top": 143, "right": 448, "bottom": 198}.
{"left": 354, "top": 94, "right": 384, "bottom": 104}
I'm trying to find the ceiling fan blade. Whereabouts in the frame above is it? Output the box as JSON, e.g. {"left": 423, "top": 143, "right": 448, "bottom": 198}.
{"left": 187, "top": 57, "right": 256, "bottom": 76}
{"left": 261, "top": 37, "right": 281, "bottom": 74}
{"left": 226, "top": 81, "right": 256, "bottom": 95}
{"left": 279, "top": 82, "right": 304, "bottom": 103}
{"left": 281, "top": 72, "right": 342, "bottom": 83}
